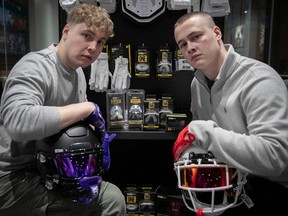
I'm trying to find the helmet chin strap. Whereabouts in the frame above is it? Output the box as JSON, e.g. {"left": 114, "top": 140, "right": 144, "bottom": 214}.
{"left": 79, "top": 176, "right": 102, "bottom": 204}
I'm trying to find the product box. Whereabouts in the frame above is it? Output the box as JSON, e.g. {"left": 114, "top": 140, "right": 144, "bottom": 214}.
{"left": 126, "top": 89, "right": 145, "bottom": 130}
{"left": 166, "top": 113, "right": 187, "bottom": 132}
{"left": 143, "top": 94, "right": 160, "bottom": 131}
{"left": 124, "top": 186, "right": 140, "bottom": 215}
{"left": 159, "top": 95, "right": 173, "bottom": 128}
{"left": 138, "top": 186, "right": 156, "bottom": 215}
{"left": 106, "top": 90, "right": 127, "bottom": 130}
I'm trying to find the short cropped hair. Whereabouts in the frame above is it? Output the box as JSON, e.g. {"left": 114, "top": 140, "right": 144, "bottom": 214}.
{"left": 174, "top": 11, "right": 216, "bottom": 30}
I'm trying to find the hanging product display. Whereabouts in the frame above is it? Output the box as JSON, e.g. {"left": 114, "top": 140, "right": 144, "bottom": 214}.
{"left": 110, "top": 44, "right": 132, "bottom": 74}
{"left": 121, "top": 0, "right": 166, "bottom": 23}
{"left": 59, "top": 0, "right": 116, "bottom": 13}
{"left": 111, "top": 56, "right": 131, "bottom": 92}
{"left": 174, "top": 48, "right": 194, "bottom": 71}
{"left": 110, "top": 44, "right": 132, "bottom": 92}
{"left": 201, "top": 0, "right": 230, "bottom": 17}
{"left": 135, "top": 44, "right": 151, "bottom": 78}
{"left": 97, "top": 0, "right": 117, "bottom": 13}
{"left": 89, "top": 52, "right": 112, "bottom": 93}
{"left": 59, "top": 0, "right": 78, "bottom": 12}
{"left": 156, "top": 46, "right": 173, "bottom": 78}
{"left": 167, "top": 0, "right": 200, "bottom": 12}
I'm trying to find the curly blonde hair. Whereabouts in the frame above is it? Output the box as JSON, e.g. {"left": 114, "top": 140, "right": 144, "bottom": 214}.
{"left": 67, "top": 4, "right": 114, "bottom": 39}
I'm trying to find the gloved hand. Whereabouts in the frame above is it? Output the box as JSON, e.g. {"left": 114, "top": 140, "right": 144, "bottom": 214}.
{"left": 89, "top": 52, "right": 112, "bottom": 92}
{"left": 85, "top": 103, "right": 106, "bottom": 140}
{"left": 79, "top": 175, "right": 102, "bottom": 204}
{"left": 111, "top": 56, "right": 131, "bottom": 91}
{"left": 102, "top": 133, "right": 116, "bottom": 171}
{"left": 172, "top": 124, "right": 196, "bottom": 162}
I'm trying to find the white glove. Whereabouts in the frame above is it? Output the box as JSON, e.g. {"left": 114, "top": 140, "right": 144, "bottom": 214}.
{"left": 89, "top": 52, "right": 112, "bottom": 92}
{"left": 111, "top": 56, "right": 131, "bottom": 91}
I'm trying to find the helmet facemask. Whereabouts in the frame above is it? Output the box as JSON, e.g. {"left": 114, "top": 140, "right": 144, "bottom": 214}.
{"left": 174, "top": 147, "right": 247, "bottom": 216}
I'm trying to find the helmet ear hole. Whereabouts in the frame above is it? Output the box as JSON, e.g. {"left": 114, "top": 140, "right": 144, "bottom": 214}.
{"left": 36, "top": 152, "right": 48, "bottom": 177}
{"left": 188, "top": 152, "right": 196, "bottom": 160}
{"left": 36, "top": 152, "right": 57, "bottom": 178}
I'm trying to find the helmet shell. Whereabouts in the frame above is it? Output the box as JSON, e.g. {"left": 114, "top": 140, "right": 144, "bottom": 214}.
{"left": 37, "top": 121, "right": 101, "bottom": 155}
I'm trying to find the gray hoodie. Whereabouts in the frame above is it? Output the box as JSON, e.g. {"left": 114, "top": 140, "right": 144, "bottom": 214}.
{"left": 0, "top": 44, "right": 87, "bottom": 176}
{"left": 187, "top": 44, "right": 288, "bottom": 188}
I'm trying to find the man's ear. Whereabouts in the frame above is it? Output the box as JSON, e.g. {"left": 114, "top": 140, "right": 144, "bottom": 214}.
{"left": 213, "top": 26, "right": 222, "bottom": 41}
{"left": 62, "top": 24, "right": 70, "bottom": 40}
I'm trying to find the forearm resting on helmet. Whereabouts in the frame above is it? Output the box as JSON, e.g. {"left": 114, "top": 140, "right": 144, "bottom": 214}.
{"left": 58, "top": 102, "right": 95, "bottom": 129}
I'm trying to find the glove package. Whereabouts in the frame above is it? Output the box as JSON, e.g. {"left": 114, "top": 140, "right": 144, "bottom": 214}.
{"left": 89, "top": 52, "right": 112, "bottom": 93}
{"left": 111, "top": 56, "right": 131, "bottom": 92}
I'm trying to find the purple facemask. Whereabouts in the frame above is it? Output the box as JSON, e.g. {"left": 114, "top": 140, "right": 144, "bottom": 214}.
{"left": 52, "top": 150, "right": 103, "bottom": 204}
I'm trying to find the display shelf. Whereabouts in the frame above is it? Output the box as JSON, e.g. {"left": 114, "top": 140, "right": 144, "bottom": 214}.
{"left": 107, "top": 130, "right": 178, "bottom": 140}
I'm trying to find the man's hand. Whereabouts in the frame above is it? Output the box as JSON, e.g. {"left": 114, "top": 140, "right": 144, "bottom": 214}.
{"left": 172, "top": 124, "right": 196, "bottom": 162}
{"left": 85, "top": 103, "right": 106, "bottom": 140}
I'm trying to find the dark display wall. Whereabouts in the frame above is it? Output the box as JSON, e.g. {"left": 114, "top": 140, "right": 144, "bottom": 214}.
{"left": 84, "top": 5, "right": 195, "bottom": 120}
{"left": 59, "top": 1, "right": 224, "bottom": 188}
{"left": 87, "top": 6, "right": 192, "bottom": 188}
